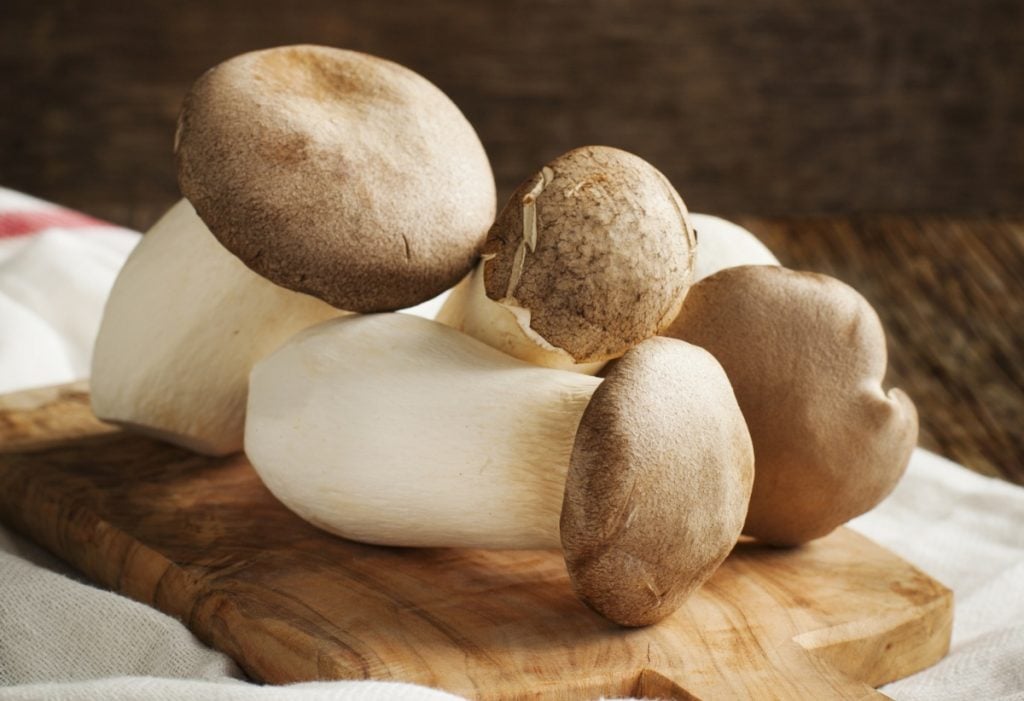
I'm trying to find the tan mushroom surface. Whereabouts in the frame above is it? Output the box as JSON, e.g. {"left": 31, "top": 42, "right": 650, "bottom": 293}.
{"left": 245, "top": 313, "right": 753, "bottom": 627}
{"left": 562, "top": 337, "right": 754, "bottom": 626}
{"left": 91, "top": 45, "right": 496, "bottom": 455}
{"left": 177, "top": 44, "right": 496, "bottom": 311}
{"left": 664, "top": 265, "right": 918, "bottom": 546}
{"left": 437, "top": 145, "right": 696, "bottom": 372}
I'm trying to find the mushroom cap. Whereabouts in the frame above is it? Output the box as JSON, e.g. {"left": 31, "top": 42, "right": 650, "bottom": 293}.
{"left": 664, "top": 265, "right": 919, "bottom": 545}
{"left": 176, "top": 45, "right": 496, "bottom": 312}
{"left": 482, "top": 145, "right": 696, "bottom": 363}
{"left": 561, "top": 337, "right": 754, "bottom": 626}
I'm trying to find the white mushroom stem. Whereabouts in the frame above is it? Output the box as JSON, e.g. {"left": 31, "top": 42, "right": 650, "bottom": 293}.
{"left": 90, "top": 199, "right": 342, "bottom": 455}
{"left": 690, "top": 213, "right": 779, "bottom": 282}
{"left": 245, "top": 313, "right": 602, "bottom": 549}
{"left": 247, "top": 313, "right": 754, "bottom": 627}
{"left": 435, "top": 262, "right": 606, "bottom": 374}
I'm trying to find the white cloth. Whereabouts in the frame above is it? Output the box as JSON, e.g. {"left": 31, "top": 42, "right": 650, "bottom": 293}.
{"left": 1, "top": 189, "right": 1022, "bottom": 699}
{"left": 0, "top": 189, "right": 138, "bottom": 394}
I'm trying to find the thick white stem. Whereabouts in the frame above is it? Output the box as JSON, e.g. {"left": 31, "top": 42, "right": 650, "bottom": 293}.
{"left": 690, "top": 213, "right": 779, "bottom": 282}
{"left": 90, "top": 199, "right": 342, "bottom": 455}
{"left": 435, "top": 262, "right": 605, "bottom": 375}
{"left": 245, "top": 313, "right": 602, "bottom": 549}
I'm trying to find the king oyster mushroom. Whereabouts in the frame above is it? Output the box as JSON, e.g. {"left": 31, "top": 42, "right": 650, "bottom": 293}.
{"left": 664, "top": 265, "right": 918, "bottom": 545}
{"left": 245, "top": 313, "right": 754, "bottom": 627}
{"left": 436, "top": 145, "right": 697, "bottom": 374}
{"left": 91, "top": 45, "right": 496, "bottom": 455}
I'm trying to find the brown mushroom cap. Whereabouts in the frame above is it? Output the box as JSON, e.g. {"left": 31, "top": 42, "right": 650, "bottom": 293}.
{"left": 664, "top": 265, "right": 919, "bottom": 545}
{"left": 176, "top": 45, "right": 496, "bottom": 312}
{"left": 482, "top": 146, "right": 696, "bottom": 363}
{"left": 561, "top": 337, "right": 754, "bottom": 626}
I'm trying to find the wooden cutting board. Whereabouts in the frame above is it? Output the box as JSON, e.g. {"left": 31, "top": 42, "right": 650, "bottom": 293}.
{"left": 0, "top": 384, "right": 952, "bottom": 700}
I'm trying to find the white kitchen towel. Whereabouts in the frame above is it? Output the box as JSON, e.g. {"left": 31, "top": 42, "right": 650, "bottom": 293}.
{"left": 0, "top": 187, "right": 1021, "bottom": 700}
{"left": 0, "top": 189, "right": 139, "bottom": 394}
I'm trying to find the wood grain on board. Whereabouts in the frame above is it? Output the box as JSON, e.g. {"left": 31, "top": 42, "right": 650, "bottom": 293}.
{"left": 0, "top": 385, "right": 952, "bottom": 699}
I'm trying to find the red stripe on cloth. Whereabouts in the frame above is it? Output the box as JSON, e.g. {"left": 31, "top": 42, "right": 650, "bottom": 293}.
{"left": 0, "top": 209, "right": 111, "bottom": 239}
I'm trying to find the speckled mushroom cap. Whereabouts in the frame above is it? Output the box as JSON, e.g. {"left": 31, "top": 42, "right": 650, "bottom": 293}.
{"left": 175, "top": 45, "right": 496, "bottom": 312}
{"left": 664, "top": 265, "right": 919, "bottom": 546}
{"left": 561, "top": 337, "right": 754, "bottom": 627}
{"left": 482, "top": 146, "right": 696, "bottom": 363}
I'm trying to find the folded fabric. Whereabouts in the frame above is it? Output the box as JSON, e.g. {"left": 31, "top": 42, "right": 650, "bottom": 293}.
{"left": 0, "top": 189, "right": 139, "bottom": 394}
{"left": 850, "top": 451, "right": 1024, "bottom": 699}
{"left": 0, "top": 188, "right": 1021, "bottom": 700}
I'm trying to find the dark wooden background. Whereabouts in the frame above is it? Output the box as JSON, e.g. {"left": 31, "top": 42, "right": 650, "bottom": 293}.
{"left": 1, "top": 1, "right": 1022, "bottom": 483}
{"left": 3, "top": 0, "right": 1023, "bottom": 226}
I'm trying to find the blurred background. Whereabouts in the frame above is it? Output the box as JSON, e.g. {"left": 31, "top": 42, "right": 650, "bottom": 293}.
{"left": 2, "top": 0, "right": 1022, "bottom": 229}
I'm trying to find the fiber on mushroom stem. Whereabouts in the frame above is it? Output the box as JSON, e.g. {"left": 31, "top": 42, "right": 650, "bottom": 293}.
{"left": 664, "top": 264, "right": 918, "bottom": 545}
{"left": 437, "top": 145, "right": 696, "bottom": 373}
